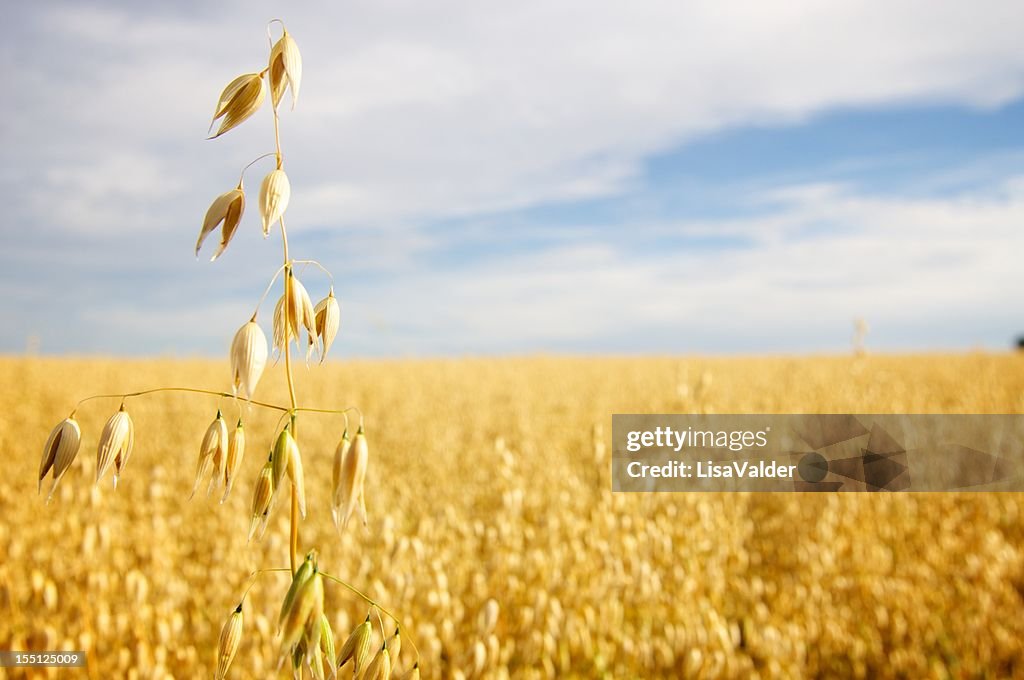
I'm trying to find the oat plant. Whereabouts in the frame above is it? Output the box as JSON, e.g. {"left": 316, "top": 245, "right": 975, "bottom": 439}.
{"left": 37, "top": 20, "right": 420, "bottom": 679}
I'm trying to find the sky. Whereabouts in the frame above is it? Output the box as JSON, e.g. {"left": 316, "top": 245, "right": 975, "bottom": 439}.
{"left": 2, "top": 0, "right": 1023, "bottom": 357}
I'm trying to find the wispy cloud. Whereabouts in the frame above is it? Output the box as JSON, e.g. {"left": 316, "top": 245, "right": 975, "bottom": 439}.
{"left": 2, "top": 1, "right": 1023, "bottom": 354}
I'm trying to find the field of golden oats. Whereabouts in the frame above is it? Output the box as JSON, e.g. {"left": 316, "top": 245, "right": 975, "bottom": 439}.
{"left": 2, "top": 353, "right": 1024, "bottom": 679}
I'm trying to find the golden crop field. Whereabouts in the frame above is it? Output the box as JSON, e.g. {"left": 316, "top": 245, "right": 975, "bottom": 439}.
{"left": 3, "top": 353, "right": 1024, "bottom": 679}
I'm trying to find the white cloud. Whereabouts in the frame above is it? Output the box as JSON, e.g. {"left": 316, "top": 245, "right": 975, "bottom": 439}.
{"left": 6, "top": 0, "right": 1024, "bottom": 236}
{"left": 2, "top": 1, "right": 1023, "bottom": 354}
{"left": 338, "top": 177, "right": 1024, "bottom": 354}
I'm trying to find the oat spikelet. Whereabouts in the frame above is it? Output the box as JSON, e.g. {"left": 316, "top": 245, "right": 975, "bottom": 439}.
{"left": 248, "top": 459, "right": 274, "bottom": 541}
{"left": 259, "top": 168, "right": 291, "bottom": 236}
{"left": 96, "top": 406, "right": 134, "bottom": 487}
{"left": 387, "top": 627, "right": 402, "bottom": 668}
{"left": 281, "top": 570, "right": 322, "bottom": 651}
{"left": 363, "top": 645, "right": 391, "bottom": 680}
{"left": 286, "top": 271, "right": 316, "bottom": 346}
{"left": 335, "top": 426, "right": 368, "bottom": 531}
{"left": 197, "top": 183, "right": 245, "bottom": 261}
{"left": 215, "top": 604, "right": 244, "bottom": 680}
{"left": 222, "top": 419, "right": 246, "bottom": 503}
{"left": 312, "top": 288, "right": 340, "bottom": 363}
{"left": 287, "top": 433, "right": 307, "bottom": 518}
{"left": 330, "top": 429, "right": 350, "bottom": 526}
{"left": 310, "top": 645, "right": 326, "bottom": 680}
{"left": 231, "top": 318, "right": 268, "bottom": 400}
{"left": 398, "top": 663, "right": 420, "bottom": 680}
{"left": 336, "top": 618, "right": 372, "bottom": 676}
{"left": 269, "top": 28, "right": 303, "bottom": 110}
{"left": 40, "top": 417, "right": 81, "bottom": 497}
{"left": 279, "top": 552, "right": 316, "bottom": 628}
{"left": 318, "top": 613, "right": 337, "bottom": 674}
{"left": 272, "top": 425, "right": 297, "bottom": 495}
{"left": 302, "top": 596, "right": 325, "bottom": 671}
{"left": 273, "top": 294, "right": 288, "bottom": 357}
{"left": 209, "top": 73, "right": 265, "bottom": 139}
{"left": 192, "top": 411, "right": 228, "bottom": 500}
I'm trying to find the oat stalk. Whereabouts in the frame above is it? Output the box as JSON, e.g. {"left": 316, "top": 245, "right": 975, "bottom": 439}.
{"left": 39, "top": 20, "right": 418, "bottom": 678}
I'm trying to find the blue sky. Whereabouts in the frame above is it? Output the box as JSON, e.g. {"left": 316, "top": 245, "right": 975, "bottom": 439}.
{"left": 2, "top": 1, "right": 1023, "bottom": 356}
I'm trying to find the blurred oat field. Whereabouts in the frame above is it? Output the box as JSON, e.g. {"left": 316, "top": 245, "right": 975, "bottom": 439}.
{"left": 2, "top": 354, "right": 1024, "bottom": 679}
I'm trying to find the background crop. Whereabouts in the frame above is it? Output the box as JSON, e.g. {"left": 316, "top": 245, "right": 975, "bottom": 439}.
{"left": 3, "top": 353, "right": 1024, "bottom": 678}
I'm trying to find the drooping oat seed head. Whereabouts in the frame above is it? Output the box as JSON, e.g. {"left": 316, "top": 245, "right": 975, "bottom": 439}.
{"left": 231, "top": 318, "right": 268, "bottom": 400}
{"left": 248, "top": 458, "right": 274, "bottom": 541}
{"left": 222, "top": 419, "right": 246, "bottom": 503}
{"left": 259, "top": 168, "right": 291, "bottom": 236}
{"left": 273, "top": 293, "right": 287, "bottom": 357}
{"left": 318, "top": 613, "right": 337, "bottom": 673}
{"left": 272, "top": 424, "right": 298, "bottom": 494}
{"left": 363, "top": 645, "right": 391, "bottom": 680}
{"left": 310, "top": 643, "right": 326, "bottom": 680}
{"left": 312, "top": 288, "right": 340, "bottom": 363}
{"left": 281, "top": 569, "right": 323, "bottom": 651}
{"left": 387, "top": 627, "right": 402, "bottom": 667}
{"left": 330, "top": 429, "right": 350, "bottom": 515}
{"left": 302, "top": 604, "right": 324, "bottom": 674}
{"left": 269, "top": 28, "right": 302, "bottom": 110}
{"left": 279, "top": 551, "right": 317, "bottom": 628}
{"left": 209, "top": 73, "right": 265, "bottom": 139}
{"left": 192, "top": 410, "right": 229, "bottom": 499}
{"left": 398, "top": 662, "right": 421, "bottom": 680}
{"left": 40, "top": 417, "right": 81, "bottom": 496}
{"left": 286, "top": 432, "right": 307, "bottom": 518}
{"left": 336, "top": 618, "right": 373, "bottom": 676}
{"left": 191, "top": 453, "right": 214, "bottom": 502}
{"left": 334, "top": 426, "right": 368, "bottom": 531}
{"left": 96, "top": 406, "right": 134, "bottom": 488}
{"left": 196, "top": 183, "right": 245, "bottom": 261}
{"left": 215, "top": 603, "right": 244, "bottom": 680}
{"left": 285, "top": 271, "right": 316, "bottom": 346}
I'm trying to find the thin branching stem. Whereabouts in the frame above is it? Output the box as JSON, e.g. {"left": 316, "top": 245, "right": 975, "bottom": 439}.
{"left": 293, "top": 259, "right": 335, "bottom": 285}
{"left": 238, "top": 567, "right": 292, "bottom": 605}
{"left": 320, "top": 572, "right": 421, "bottom": 663}
{"left": 253, "top": 263, "right": 288, "bottom": 320}
{"left": 69, "top": 387, "right": 360, "bottom": 420}
{"left": 237, "top": 152, "right": 278, "bottom": 186}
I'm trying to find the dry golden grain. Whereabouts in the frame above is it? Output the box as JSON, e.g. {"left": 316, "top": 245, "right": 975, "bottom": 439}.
{"left": 196, "top": 184, "right": 245, "bottom": 261}
{"left": 272, "top": 294, "right": 287, "bottom": 356}
{"left": 39, "top": 416, "right": 81, "bottom": 497}
{"left": 96, "top": 406, "right": 133, "bottom": 488}
{"left": 287, "top": 434, "right": 307, "bottom": 518}
{"left": 337, "top": 618, "right": 373, "bottom": 676}
{"left": 331, "top": 429, "right": 350, "bottom": 505}
{"left": 248, "top": 459, "right": 274, "bottom": 542}
{"left": 258, "top": 168, "right": 291, "bottom": 236}
{"left": 364, "top": 645, "right": 391, "bottom": 680}
{"left": 286, "top": 271, "right": 316, "bottom": 345}
{"left": 230, "top": 319, "right": 268, "bottom": 400}
{"left": 209, "top": 73, "right": 265, "bottom": 139}
{"left": 312, "top": 288, "right": 340, "bottom": 364}
{"left": 268, "top": 29, "right": 302, "bottom": 110}
{"left": 333, "top": 427, "right": 368, "bottom": 531}
{"left": 398, "top": 662, "right": 420, "bottom": 680}
{"left": 387, "top": 628, "right": 402, "bottom": 668}
{"left": 191, "top": 411, "right": 228, "bottom": 499}
{"left": 222, "top": 419, "right": 245, "bottom": 502}
{"left": 215, "top": 604, "right": 243, "bottom": 680}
